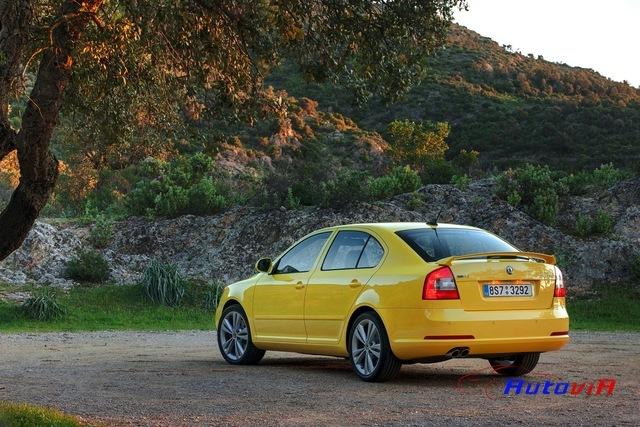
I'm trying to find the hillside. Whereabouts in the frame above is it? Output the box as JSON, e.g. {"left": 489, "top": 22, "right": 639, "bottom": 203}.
{"left": 267, "top": 24, "right": 640, "bottom": 171}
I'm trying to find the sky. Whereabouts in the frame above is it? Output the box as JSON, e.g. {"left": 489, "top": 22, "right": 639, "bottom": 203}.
{"left": 454, "top": 0, "right": 640, "bottom": 87}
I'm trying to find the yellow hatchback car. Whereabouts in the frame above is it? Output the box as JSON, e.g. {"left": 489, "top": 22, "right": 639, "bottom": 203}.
{"left": 215, "top": 223, "right": 569, "bottom": 381}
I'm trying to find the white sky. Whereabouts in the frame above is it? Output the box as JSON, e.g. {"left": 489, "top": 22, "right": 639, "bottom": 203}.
{"left": 454, "top": 0, "right": 640, "bottom": 87}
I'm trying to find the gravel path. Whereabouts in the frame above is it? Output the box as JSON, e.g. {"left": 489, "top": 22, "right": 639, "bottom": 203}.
{"left": 0, "top": 331, "right": 638, "bottom": 426}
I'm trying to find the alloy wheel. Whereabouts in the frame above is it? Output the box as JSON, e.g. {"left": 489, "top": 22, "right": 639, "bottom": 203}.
{"left": 219, "top": 311, "right": 249, "bottom": 361}
{"left": 351, "top": 318, "right": 382, "bottom": 376}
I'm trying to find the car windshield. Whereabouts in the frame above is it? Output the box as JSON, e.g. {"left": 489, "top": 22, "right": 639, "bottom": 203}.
{"left": 396, "top": 228, "right": 518, "bottom": 262}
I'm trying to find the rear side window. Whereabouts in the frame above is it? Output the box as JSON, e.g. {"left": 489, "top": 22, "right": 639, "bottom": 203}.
{"left": 396, "top": 228, "right": 517, "bottom": 262}
{"left": 322, "top": 231, "right": 384, "bottom": 270}
{"left": 274, "top": 232, "right": 331, "bottom": 274}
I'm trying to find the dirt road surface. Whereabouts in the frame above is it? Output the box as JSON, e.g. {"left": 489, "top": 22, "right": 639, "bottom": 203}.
{"left": 0, "top": 331, "right": 638, "bottom": 426}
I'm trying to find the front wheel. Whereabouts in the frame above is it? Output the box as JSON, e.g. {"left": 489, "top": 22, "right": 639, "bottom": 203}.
{"left": 217, "top": 304, "right": 265, "bottom": 365}
{"left": 489, "top": 353, "right": 540, "bottom": 376}
{"left": 348, "top": 312, "right": 401, "bottom": 382}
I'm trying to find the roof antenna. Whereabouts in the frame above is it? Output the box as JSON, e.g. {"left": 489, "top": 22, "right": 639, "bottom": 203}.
{"left": 427, "top": 206, "right": 444, "bottom": 226}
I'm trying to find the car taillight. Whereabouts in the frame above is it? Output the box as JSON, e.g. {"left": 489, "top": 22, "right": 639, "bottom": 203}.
{"left": 423, "top": 266, "right": 459, "bottom": 300}
{"left": 554, "top": 266, "right": 566, "bottom": 297}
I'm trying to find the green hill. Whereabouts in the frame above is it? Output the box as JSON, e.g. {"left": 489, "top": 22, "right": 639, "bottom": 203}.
{"left": 267, "top": 24, "right": 640, "bottom": 171}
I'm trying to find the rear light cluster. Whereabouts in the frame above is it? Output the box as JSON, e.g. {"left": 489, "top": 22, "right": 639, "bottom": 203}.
{"left": 554, "top": 266, "right": 566, "bottom": 297}
{"left": 423, "top": 266, "right": 459, "bottom": 300}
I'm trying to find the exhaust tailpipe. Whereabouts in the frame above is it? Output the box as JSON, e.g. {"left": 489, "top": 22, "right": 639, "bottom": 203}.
{"left": 446, "top": 347, "right": 470, "bottom": 358}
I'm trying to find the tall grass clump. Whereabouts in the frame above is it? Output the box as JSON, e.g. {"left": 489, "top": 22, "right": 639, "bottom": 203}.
{"left": 203, "top": 281, "right": 226, "bottom": 311}
{"left": 140, "top": 260, "right": 186, "bottom": 307}
{"left": 21, "top": 287, "right": 66, "bottom": 321}
{"left": 65, "top": 250, "right": 110, "bottom": 283}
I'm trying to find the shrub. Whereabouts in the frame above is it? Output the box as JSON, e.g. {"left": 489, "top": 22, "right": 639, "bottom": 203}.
{"left": 592, "top": 209, "right": 614, "bottom": 235}
{"left": 496, "top": 165, "right": 564, "bottom": 225}
{"left": 125, "top": 154, "right": 228, "bottom": 217}
{"left": 630, "top": 256, "right": 640, "bottom": 280}
{"left": 203, "top": 281, "right": 226, "bottom": 311}
{"left": 421, "top": 158, "right": 458, "bottom": 184}
{"left": 369, "top": 166, "right": 421, "bottom": 200}
{"left": 561, "top": 163, "right": 632, "bottom": 195}
{"left": 574, "top": 214, "right": 592, "bottom": 238}
{"left": 66, "top": 250, "right": 110, "bottom": 283}
{"left": 387, "top": 120, "right": 450, "bottom": 170}
{"left": 21, "top": 287, "right": 66, "bottom": 321}
{"left": 88, "top": 215, "right": 114, "bottom": 248}
{"left": 320, "top": 169, "right": 371, "bottom": 208}
{"left": 406, "top": 192, "right": 423, "bottom": 210}
{"left": 451, "top": 174, "right": 471, "bottom": 190}
{"left": 140, "top": 260, "right": 185, "bottom": 307}
{"left": 284, "top": 188, "right": 301, "bottom": 210}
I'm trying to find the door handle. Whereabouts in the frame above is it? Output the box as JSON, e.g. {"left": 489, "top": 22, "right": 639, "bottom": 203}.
{"left": 295, "top": 281, "right": 305, "bottom": 290}
{"left": 349, "top": 279, "right": 362, "bottom": 288}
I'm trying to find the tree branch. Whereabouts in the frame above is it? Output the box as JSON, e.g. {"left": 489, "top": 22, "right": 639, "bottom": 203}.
{"left": 0, "top": 0, "right": 104, "bottom": 261}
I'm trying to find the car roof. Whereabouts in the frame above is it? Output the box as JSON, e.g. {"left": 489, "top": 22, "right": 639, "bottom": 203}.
{"left": 318, "top": 222, "right": 481, "bottom": 233}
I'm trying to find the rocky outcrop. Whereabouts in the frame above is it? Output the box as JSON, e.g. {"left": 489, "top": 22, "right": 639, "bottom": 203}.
{"left": 1, "top": 180, "right": 639, "bottom": 295}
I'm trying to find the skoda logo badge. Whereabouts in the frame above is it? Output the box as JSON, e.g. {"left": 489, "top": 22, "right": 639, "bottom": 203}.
{"left": 506, "top": 265, "right": 513, "bottom": 275}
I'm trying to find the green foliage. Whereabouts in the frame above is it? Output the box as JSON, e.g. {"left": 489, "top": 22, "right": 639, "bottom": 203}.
{"left": 387, "top": 120, "right": 450, "bottom": 170}
{"left": 21, "top": 287, "right": 66, "bottom": 321}
{"left": 126, "top": 154, "right": 228, "bottom": 217}
{"left": 203, "top": 281, "right": 226, "bottom": 311}
{"left": 451, "top": 174, "right": 470, "bottom": 190}
{"left": 630, "top": 256, "right": 640, "bottom": 281}
{"left": 88, "top": 215, "right": 114, "bottom": 248}
{"left": 284, "top": 188, "right": 301, "bottom": 210}
{"left": 574, "top": 214, "right": 592, "bottom": 238}
{"left": 369, "top": 166, "right": 422, "bottom": 200}
{"left": 0, "top": 284, "right": 213, "bottom": 332}
{"left": 496, "top": 164, "right": 565, "bottom": 225}
{"left": 592, "top": 210, "right": 614, "bottom": 235}
{"left": 320, "top": 169, "right": 371, "bottom": 208}
{"left": 421, "top": 158, "right": 459, "bottom": 184}
{"left": 453, "top": 149, "right": 480, "bottom": 173}
{"left": 574, "top": 210, "right": 615, "bottom": 237}
{"left": 140, "top": 260, "right": 186, "bottom": 307}
{"left": 66, "top": 250, "right": 110, "bottom": 283}
{"left": 569, "top": 283, "right": 640, "bottom": 331}
{"left": 406, "top": 192, "right": 424, "bottom": 210}
{"left": 561, "top": 163, "right": 632, "bottom": 195}
{"left": 0, "top": 401, "right": 82, "bottom": 427}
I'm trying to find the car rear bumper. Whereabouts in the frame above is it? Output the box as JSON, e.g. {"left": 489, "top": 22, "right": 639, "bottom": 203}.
{"left": 378, "top": 299, "right": 570, "bottom": 361}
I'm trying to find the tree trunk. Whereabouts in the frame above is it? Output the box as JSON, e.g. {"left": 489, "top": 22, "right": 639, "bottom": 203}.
{"left": 0, "top": 0, "right": 103, "bottom": 261}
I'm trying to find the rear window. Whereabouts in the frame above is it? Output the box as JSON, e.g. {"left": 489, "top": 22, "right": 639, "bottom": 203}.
{"left": 396, "top": 228, "right": 517, "bottom": 262}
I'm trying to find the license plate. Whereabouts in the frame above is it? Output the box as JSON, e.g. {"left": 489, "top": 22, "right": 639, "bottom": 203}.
{"left": 483, "top": 283, "right": 533, "bottom": 297}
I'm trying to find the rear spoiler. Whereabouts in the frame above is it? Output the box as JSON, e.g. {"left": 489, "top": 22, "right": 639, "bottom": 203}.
{"left": 437, "top": 252, "right": 556, "bottom": 266}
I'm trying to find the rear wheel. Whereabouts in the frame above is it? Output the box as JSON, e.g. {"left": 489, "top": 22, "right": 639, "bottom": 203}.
{"left": 217, "top": 304, "right": 265, "bottom": 365}
{"left": 489, "top": 353, "right": 540, "bottom": 376}
{"left": 348, "top": 312, "right": 401, "bottom": 382}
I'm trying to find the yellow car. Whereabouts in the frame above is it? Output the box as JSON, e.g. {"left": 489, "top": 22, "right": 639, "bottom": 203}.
{"left": 215, "top": 222, "right": 569, "bottom": 381}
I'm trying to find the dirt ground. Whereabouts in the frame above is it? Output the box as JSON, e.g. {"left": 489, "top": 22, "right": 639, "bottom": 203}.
{"left": 0, "top": 330, "right": 638, "bottom": 426}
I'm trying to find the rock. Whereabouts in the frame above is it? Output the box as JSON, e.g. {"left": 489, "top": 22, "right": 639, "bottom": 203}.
{"left": 1, "top": 180, "right": 638, "bottom": 295}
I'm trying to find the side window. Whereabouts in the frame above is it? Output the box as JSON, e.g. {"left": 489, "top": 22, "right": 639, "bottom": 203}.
{"left": 322, "top": 231, "right": 383, "bottom": 270}
{"left": 357, "top": 237, "right": 384, "bottom": 268}
{"left": 273, "top": 232, "right": 331, "bottom": 274}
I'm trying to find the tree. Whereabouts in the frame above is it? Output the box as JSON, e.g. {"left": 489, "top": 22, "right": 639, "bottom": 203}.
{"left": 387, "top": 119, "right": 450, "bottom": 170}
{"left": 0, "top": 0, "right": 466, "bottom": 260}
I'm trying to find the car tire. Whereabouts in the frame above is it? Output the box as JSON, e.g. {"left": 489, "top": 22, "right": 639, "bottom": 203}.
{"left": 488, "top": 352, "right": 540, "bottom": 376}
{"left": 348, "top": 312, "right": 401, "bottom": 382}
{"left": 217, "top": 304, "right": 265, "bottom": 365}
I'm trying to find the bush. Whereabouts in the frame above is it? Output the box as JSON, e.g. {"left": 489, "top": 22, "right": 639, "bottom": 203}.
{"left": 66, "top": 250, "right": 110, "bottom": 283}
{"left": 451, "top": 174, "right": 471, "bottom": 190}
{"left": 592, "top": 209, "right": 614, "bottom": 235}
{"left": 421, "top": 158, "right": 458, "bottom": 184}
{"left": 203, "top": 281, "right": 226, "bottom": 311}
{"left": 140, "top": 260, "right": 185, "bottom": 307}
{"left": 320, "top": 169, "right": 371, "bottom": 208}
{"left": 88, "top": 215, "right": 114, "bottom": 248}
{"left": 574, "top": 214, "right": 592, "bottom": 238}
{"left": 496, "top": 164, "right": 565, "bottom": 225}
{"left": 561, "top": 163, "right": 632, "bottom": 195}
{"left": 630, "top": 256, "right": 640, "bottom": 280}
{"left": 406, "top": 192, "right": 423, "bottom": 210}
{"left": 369, "top": 166, "right": 421, "bottom": 200}
{"left": 387, "top": 120, "right": 450, "bottom": 170}
{"left": 21, "top": 287, "right": 66, "bottom": 321}
{"left": 126, "top": 154, "right": 228, "bottom": 217}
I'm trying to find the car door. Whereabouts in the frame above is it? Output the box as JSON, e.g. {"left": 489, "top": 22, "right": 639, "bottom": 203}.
{"left": 252, "top": 231, "right": 332, "bottom": 344}
{"left": 305, "top": 230, "right": 386, "bottom": 345}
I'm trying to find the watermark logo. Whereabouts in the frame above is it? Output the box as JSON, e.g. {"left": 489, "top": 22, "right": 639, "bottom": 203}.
{"left": 503, "top": 378, "right": 616, "bottom": 396}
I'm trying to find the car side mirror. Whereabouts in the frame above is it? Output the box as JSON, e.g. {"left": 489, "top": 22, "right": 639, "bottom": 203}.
{"left": 255, "top": 257, "right": 272, "bottom": 273}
